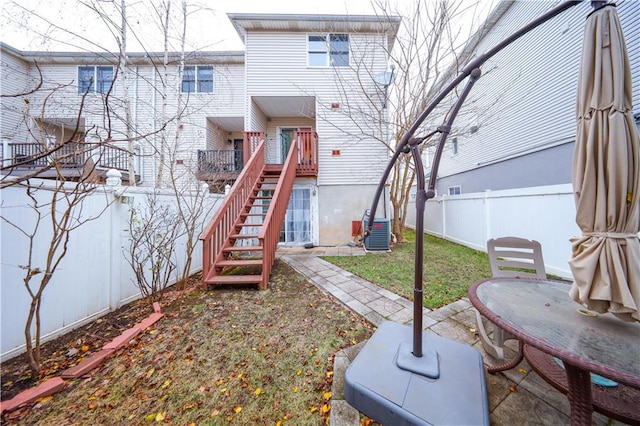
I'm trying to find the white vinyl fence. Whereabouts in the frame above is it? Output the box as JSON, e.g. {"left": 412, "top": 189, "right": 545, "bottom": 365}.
{"left": 406, "top": 184, "right": 580, "bottom": 279}
{"left": 1, "top": 179, "right": 221, "bottom": 360}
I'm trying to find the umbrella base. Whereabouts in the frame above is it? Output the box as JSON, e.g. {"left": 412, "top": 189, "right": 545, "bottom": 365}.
{"left": 344, "top": 321, "right": 489, "bottom": 425}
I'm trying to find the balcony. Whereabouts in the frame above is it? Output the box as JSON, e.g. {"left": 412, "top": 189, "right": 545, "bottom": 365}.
{"left": 1, "top": 141, "right": 141, "bottom": 183}
{"left": 196, "top": 149, "right": 243, "bottom": 181}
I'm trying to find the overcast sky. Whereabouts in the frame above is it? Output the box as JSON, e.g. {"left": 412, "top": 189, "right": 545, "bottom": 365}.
{"left": 1, "top": 0, "right": 399, "bottom": 53}
{"left": 0, "top": 0, "right": 495, "bottom": 52}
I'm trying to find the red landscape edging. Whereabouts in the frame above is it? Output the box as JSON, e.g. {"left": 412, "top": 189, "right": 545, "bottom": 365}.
{"left": 0, "top": 305, "right": 163, "bottom": 415}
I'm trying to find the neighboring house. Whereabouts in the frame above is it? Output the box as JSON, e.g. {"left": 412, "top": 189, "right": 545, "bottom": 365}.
{"left": 1, "top": 13, "right": 400, "bottom": 245}
{"left": 425, "top": 1, "right": 640, "bottom": 195}
{"left": 1, "top": 13, "right": 401, "bottom": 289}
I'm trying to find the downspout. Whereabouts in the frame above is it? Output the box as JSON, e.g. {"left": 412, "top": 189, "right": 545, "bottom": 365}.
{"left": 152, "top": 62, "right": 157, "bottom": 186}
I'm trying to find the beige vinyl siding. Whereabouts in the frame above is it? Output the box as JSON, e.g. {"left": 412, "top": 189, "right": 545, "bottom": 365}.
{"left": 0, "top": 49, "right": 30, "bottom": 142}
{"left": 265, "top": 117, "right": 315, "bottom": 163}
{"left": 436, "top": 1, "right": 640, "bottom": 179}
{"left": 245, "top": 31, "right": 390, "bottom": 186}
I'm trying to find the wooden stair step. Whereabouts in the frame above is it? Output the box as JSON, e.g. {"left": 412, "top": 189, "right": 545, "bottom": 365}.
{"left": 240, "top": 213, "right": 267, "bottom": 217}
{"left": 216, "top": 259, "right": 263, "bottom": 267}
{"left": 231, "top": 233, "right": 259, "bottom": 239}
{"left": 236, "top": 222, "right": 263, "bottom": 227}
{"left": 223, "top": 246, "right": 263, "bottom": 252}
{"left": 205, "top": 275, "right": 262, "bottom": 285}
{"left": 250, "top": 196, "right": 273, "bottom": 200}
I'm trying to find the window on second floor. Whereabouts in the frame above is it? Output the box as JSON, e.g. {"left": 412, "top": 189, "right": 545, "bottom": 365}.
{"left": 182, "top": 66, "right": 214, "bottom": 93}
{"left": 78, "top": 66, "right": 114, "bottom": 94}
{"left": 308, "top": 34, "right": 349, "bottom": 67}
{"left": 451, "top": 137, "right": 459, "bottom": 156}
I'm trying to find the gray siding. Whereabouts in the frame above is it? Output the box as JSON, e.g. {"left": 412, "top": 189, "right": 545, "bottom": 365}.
{"left": 433, "top": 1, "right": 640, "bottom": 192}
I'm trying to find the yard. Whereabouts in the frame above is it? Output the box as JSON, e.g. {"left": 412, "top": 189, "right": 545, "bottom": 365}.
{"left": 325, "top": 229, "right": 492, "bottom": 309}
{"left": 1, "top": 262, "right": 372, "bottom": 425}
{"left": 1, "top": 231, "right": 491, "bottom": 424}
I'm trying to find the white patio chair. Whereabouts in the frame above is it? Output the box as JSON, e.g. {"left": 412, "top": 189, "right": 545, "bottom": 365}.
{"left": 475, "top": 236, "right": 546, "bottom": 360}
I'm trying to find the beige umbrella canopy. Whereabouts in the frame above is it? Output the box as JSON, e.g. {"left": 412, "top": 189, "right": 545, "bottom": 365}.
{"left": 569, "top": 4, "right": 640, "bottom": 322}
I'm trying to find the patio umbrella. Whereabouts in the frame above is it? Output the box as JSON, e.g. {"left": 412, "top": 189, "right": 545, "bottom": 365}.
{"left": 569, "top": 4, "right": 640, "bottom": 322}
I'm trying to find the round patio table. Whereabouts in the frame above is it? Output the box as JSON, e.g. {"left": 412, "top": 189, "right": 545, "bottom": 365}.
{"left": 469, "top": 277, "right": 640, "bottom": 426}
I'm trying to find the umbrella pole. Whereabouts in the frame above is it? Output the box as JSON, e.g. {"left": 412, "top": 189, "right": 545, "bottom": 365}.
{"left": 363, "top": 1, "right": 586, "bottom": 362}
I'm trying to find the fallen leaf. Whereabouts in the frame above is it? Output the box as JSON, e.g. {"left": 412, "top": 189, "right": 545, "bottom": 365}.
{"left": 255, "top": 387, "right": 262, "bottom": 396}
{"left": 234, "top": 405, "right": 242, "bottom": 413}
{"left": 88, "top": 402, "right": 98, "bottom": 410}
{"left": 161, "top": 380, "right": 171, "bottom": 389}
{"left": 155, "top": 412, "right": 165, "bottom": 421}
{"left": 276, "top": 421, "right": 282, "bottom": 426}
{"left": 144, "top": 413, "right": 156, "bottom": 422}
{"left": 296, "top": 370, "right": 302, "bottom": 376}
{"left": 215, "top": 379, "right": 224, "bottom": 386}
{"left": 146, "top": 368, "right": 155, "bottom": 378}
{"left": 211, "top": 409, "right": 220, "bottom": 417}
{"left": 323, "top": 391, "right": 332, "bottom": 400}
{"left": 322, "top": 404, "right": 330, "bottom": 414}
{"left": 326, "top": 371, "right": 334, "bottom": 378}
{"left": 310, "top": 406, "right": 318, "bottom": 413}
{"left": 509, "top": 385, "right": 517, "bottom": 393}
{"left": 81, "top": 345, "right": 90, "bottom": 352}
{"left": 518, "top": 368, "right": 527, "bottom": 374}
{"left": 37, "top": 396, "right": 54, "bottom": 403}
{"left": 293, "top": 386, "right": 299, "bottom": 393}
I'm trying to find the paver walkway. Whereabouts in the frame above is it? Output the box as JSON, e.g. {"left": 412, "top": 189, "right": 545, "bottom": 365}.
{"left": 278, "top": 246, "right": 621, "bottom": 426}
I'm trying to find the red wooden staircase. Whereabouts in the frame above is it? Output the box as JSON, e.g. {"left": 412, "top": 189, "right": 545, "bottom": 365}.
{"left": 199, "top": 137, "right": 298, "bottom": 290}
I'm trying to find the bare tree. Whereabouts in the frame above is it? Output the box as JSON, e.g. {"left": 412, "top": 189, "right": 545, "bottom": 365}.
{"left": 1, "top": 172, "right": 109, "bottom": 377}
{"left": 124, "top": 191, "right": 182, "bottom": 303}
{"left": 314, "top": 0, "right": 493, "bottom": 242}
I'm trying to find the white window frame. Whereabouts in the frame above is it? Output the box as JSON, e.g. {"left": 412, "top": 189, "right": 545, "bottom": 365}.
{"left": 77, "top": 66, "right": 113, "bottom": 94}
{"left": 307, "top": 33, "right": 350, "bottom": 67}
{"left": 182, "top": 65, "right": 214, "bottom": 93}
{"left": 451, "top": 137, "right": 459, "bottom": 156}
{"left": 448, "top": 185, "right": 461, "bottom": 196}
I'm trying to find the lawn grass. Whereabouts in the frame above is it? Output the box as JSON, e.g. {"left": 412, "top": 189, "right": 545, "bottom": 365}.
{"left": 324, "top": 229, "right": 491, "bottom": 309}
{"left": 4, "top": 261, "right": 373, "bottom": 425}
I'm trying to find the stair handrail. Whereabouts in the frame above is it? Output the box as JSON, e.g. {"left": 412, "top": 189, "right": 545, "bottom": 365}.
{"left": 258, "top": 138, "right": 298, "bottom": 289}
{"left": 199, "top": 139, "right": 265, "bottom": 282}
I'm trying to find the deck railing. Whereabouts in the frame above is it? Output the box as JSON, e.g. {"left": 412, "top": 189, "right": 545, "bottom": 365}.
{"left": 197, "top": 149, "right": 243, "bottom": 174}
{"left": 243, "top": 132, "right": 265, "bottom": 167}
{"left": 295, "top": 131, "right": 318, "bottom": 176}
{"left": 199, "top": 139, "right": 265, "bottom": 282}
{"left": 3, "top": 142, "right": 138, "bottom": 173}
{"left": 258, "top": 138, "right": 298, "bottom": 289}
{"left": 7, "top": 142, "right": 88, "bottom": 167}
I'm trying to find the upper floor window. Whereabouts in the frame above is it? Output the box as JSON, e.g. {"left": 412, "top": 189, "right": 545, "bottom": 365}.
{"left": 308, "top": 34, "right": 349, "bottom": 67}
{"left": 182, "top": 66, "right": 214, "bottom": 93}
{"left": 78, "top": 66, "right": 113, "bottom": 94}
{"left": 451, "top": 137, "right": 459, "bottom": 156}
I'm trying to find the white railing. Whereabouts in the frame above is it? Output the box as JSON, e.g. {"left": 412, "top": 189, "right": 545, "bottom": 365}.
{"left": 1, "top": 180, "right": 221, "bottom": 360}
{"left": 406, "top": 184, "right": 580, "bottom": 279}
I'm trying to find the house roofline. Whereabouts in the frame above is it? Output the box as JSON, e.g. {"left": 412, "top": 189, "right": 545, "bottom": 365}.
{"left": 0, "top": 42, "right": 245, "bottom": 65}
{"left": 426, "top": 1, "right": 514, "bottom": 97}
{"left": 227, "top": 12, "right": 402, "bottom": 50}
